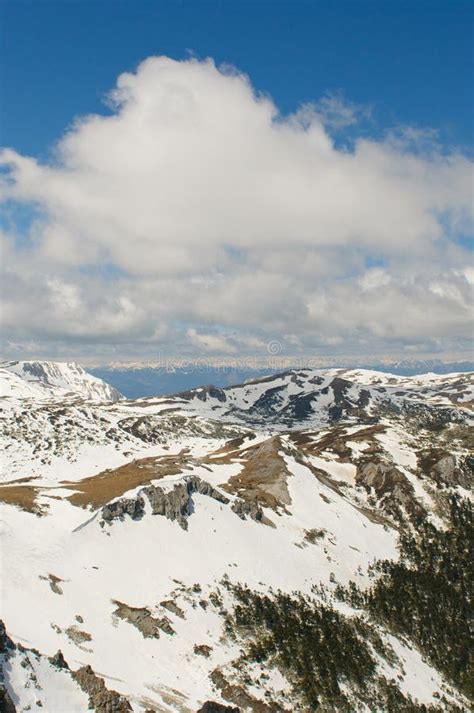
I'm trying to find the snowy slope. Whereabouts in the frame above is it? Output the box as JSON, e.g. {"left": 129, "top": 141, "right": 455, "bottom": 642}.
{"left": 0, "top": 365, "right": 472, "bottom": 711}
{"left": 0, "top": 361, "right": 123, "bottom": 402}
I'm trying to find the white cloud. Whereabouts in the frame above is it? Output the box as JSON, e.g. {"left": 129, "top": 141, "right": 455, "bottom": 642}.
{"left": 358, "top": 268, "right": 392, "bottom": 291}
{"left": 0, "top": 56, "right": 473, "bottom": 360}
{"left": 313, "top": 92, "right": 371, "bottom": 129}
{"left": 187, "top": 329, "right": 236, "bottom": 354}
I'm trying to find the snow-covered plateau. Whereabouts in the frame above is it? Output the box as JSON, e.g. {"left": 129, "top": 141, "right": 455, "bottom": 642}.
{"left": 0, "top": 362, "right": 472, "bottom": 712}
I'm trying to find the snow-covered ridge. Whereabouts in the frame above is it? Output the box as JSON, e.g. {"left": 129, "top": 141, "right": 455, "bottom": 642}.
{"left": 148, "top": 367, "right": 474, "bottom": 426}
{"left": 0, "top": 360, "right": 123, "bottom": 402}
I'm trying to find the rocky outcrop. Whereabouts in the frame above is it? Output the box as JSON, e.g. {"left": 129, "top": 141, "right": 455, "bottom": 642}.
{"left": 197, "top": 703, "right": 240, "bottom": 713}
{"left": 143, "top": 476, "right": 229, "bottom": 529}
{"left": 418, "top": 449, "right": 473, "bottom": 489}
{"left": 101, "top": 476, "right": 229, "bottom": 530}
{"left": 0, "top": 620, "right": 15, "bottom": 656}
{"left": 0, "top": 621, "right": 17, "bottom": 712}
{"left": 222, "top": 436, "right": 292, "bottom": 513}
{"left": 210, "top": 669, "right": 280, "bottom": 712}
{"left": 112, "top": 600, "right": 174, "bottom": 638}
{"left": 48, "top": 649, "right": 69, "bottom": 669}
{"left": 72, "top": 665, "right": 132, "bottom": 712}
{"left": 101, "top": 495, "right": 145, "bottom": 522}
{"left": 39, "top": 573, "right": 64, "bottom": 594}
{"left": 231, "top": 499, "right": 264, "bottom": 522}
{"left": 0, "top": 687, "right": 16, "bottom": 713}
{"left": 178, "top": 385, "right": 227, "bottom": 402}
{"left": 193, "top": 644, "right": 213, "bottom": 657}
{"left": 356, "top": 460, "right": 425, "bottom": 522}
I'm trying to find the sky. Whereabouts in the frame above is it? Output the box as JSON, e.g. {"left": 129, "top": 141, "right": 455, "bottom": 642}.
{"left": 0, "top": 0, "right": 473, "bottom": 364}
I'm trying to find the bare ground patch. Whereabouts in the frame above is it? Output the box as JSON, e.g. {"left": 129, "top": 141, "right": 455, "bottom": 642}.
{"left": 210, "top": 436, "right": 293, "bottom": 511}
{"left": 0, "top": 484, "right": 45, "bottom": 514}
{"left": 66, "top": 625, "right": 92, "bottom": 650}
{"left": 62, "top": 452, "right": 191, "bottom": 509}
{"left": 289, "top": 424, "right": 386, "bottom": 460}
{"left": 112, "top": 600, "right": 175, "bottom": 638}
{"left": 39, "top": 573, "right": 65, "bottom": 594}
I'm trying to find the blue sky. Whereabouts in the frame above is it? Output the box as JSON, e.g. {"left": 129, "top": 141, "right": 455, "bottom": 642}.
{"left": 2, "top": 0, "right": 473, "bottom": 157}
{"left": 0, "top": 1, "right": 473, "bottom": 364}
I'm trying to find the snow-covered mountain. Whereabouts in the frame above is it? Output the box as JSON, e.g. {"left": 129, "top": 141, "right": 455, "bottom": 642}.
{"left": 0, "top": 364, "right": 472, "bottom": 711}
{"left": 89, "top": 359, "right": 474, "bottom": 399}
{"left": 0, "top": 361, "right": 123, "bottom": 402}
{"left": 156, "top": 367, "right": 474, "bottom": 426}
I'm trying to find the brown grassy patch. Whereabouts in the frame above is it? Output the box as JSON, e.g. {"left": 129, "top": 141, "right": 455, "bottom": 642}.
{"left": 62, "top": 453, "right": 188, "bottom": 509}
{"left": 289, "top": 424, "right": 386, "bottom": 460}
{"left": 213, "top": 436, "right": 292, "bottom": 511}
{"left": 0, "top": 484, "right": 44, "bottom": 514}
{"left": 208, "top": 432, "right": 256, "bottom": 457}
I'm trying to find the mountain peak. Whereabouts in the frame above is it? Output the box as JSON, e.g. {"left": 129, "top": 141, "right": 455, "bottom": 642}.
{"left": 0, "top": 360, "right": 123, "bottom": 402}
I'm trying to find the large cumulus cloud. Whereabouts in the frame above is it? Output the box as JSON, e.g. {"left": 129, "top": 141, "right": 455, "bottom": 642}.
{"left": 0, "top": 56, "right": 473, "bottom": 361}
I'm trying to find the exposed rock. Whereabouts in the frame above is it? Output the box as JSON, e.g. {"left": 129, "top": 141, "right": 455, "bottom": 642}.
{"left": 65, "top": 625, "right": 92, "bottom": 648}
{"left": 251, "top": 385, "right": 287, "bottom": 414}
{"left": 304, "top": 528, "right": 326, "bottom": 544}
{"left": 103, "top": 476, "right": 229, "bottom": 530}
{"left": 0, "top": 623, "right": 18, "bottom": 712}
{"left": 222, "top": 436, "right": 292, "bottom": 513}
{"left": 48, "top": 650, "right": 69, "bottom": 669}
{"left": 231, "top": 498, "right": 263, "bottom": 522}
{"left": 39, "top": 573, "right": 64, "bottom": 595}
{"left": 0, "top": 689, "right": 16, "bottom": 713}
{"left": 112, "top": 600, "right": 175, "bottom": 638}
{"left": 197, "top": 703, "right": 240, "bottom": 713}
{"left": 142, "top": 481, "right": 192, "bottom": 529}
{"left": 356, "top": 460, "right": 425, "bottom": 522}
{"left": 285, "top": 391, "right": 317, "bottom": 421}
{"left": 418, "top": 449, "right": 473, "bottom": 489}
{"left": 72, "top": 665, "right": 132, "bottom": 712}
{"left": 197, "top": 386, "right": 227, "bottom": 403}
{"left": 143, "top": 476, "right": 229, "bottom": 530}
{"left": 0, "top": 620, "right": 15, "bottom": 655}
{"left": 193, "top": 644, "right": 213, "bottom": 657}
{"left": 210, "top": 669, "right": 280, "bottom": 712}
{"left": 101, "top": 495, "right": 145, "bottom": 522}
{"left": 179, "top": 385, "right": 227, "bottom": 402}
{"left": 160, "top": 599, "right": 185, "bottom": 619}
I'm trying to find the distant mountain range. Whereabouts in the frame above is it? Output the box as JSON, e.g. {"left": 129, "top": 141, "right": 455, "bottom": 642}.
{"left": 88, "top": 359, "right": 474, "bottom": 399}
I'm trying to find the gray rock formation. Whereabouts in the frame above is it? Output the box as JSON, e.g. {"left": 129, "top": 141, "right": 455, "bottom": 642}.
{"left": 143, "top": 477, "right": 229, "bottom": 530}
{"left": 101, "top": 496, "right": 145, "bottom": 523}
{"left": 197, "top": 703, "right": 240, "bottom": 713}
{"left": 72, "top": 665, "right": 132, "bottom": 712}
{"left": 357, "top": 460, "right": 425, "bottom": 522}
{"left": 0, "top": 621, "right": 17, "bottom": 712}
{"left": 0, "top": 620, "right": 15, "bottom": 656}
{"left": 48, "top": 650, "right": 69, "bottom": 669}
{"left": 418, "top": 449, "right": 473, "bottom": 489}
{"left": 101, "top": 476, "right": 230, "bottom": 530}
{"left": 112, "top": 601, "right": 174, "bottom": 639}
{"left": 231, "top": 499, "right": 264, "bottom": 522}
